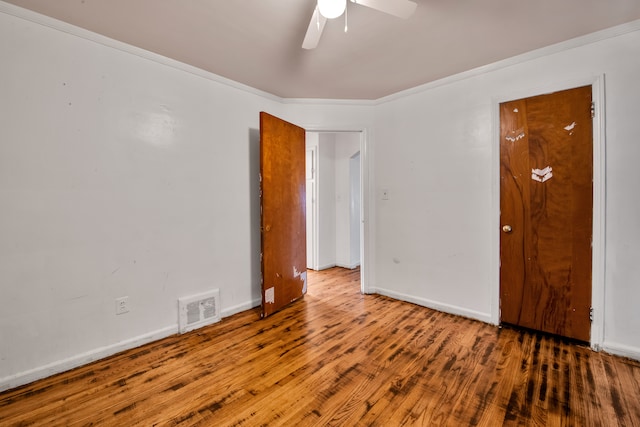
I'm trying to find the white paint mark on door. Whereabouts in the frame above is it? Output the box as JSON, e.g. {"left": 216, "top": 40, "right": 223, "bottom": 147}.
{"left": 532, "top": 166, "right": 553, "bottom": 183}
{"left": 265, "top": 287, "right": 275, "bottom": 304}
{"left": 506, "top": 127, "right": 525, "bottom": 142}
{"left": 564, "top": 121, "right": 577, "bottom": 135}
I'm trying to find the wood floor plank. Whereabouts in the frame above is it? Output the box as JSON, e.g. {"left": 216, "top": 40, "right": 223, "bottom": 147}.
{"left": 1, "top": 267, "right": 639, "bottom": 426}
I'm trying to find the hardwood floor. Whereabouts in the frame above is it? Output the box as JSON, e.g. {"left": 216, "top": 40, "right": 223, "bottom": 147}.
{"left": 1, "top": 267, "right": 639, "bottom": 426}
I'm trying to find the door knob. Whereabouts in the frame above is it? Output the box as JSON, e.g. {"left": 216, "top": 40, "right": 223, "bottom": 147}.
{"left": 502, "top": 225, "right": 512, "bottom": 233}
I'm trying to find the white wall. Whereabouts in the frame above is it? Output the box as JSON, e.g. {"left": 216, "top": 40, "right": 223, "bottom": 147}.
{"left": 0, "top": 7, "right": 275, "bottom": 389}
{"left": 0, "top": 5, "right": 371, "bottom": 390}
{"left": 334, "top": 133, "right": 361, "bottom": 268}
{"left": 2, "top": 2, "right": 639, "bottom": 392}
{"left": 371, "top": 23, "right": 640, "bottom": 359}
{"left": 316, "top": 134, "right": 336, "bottom": 269}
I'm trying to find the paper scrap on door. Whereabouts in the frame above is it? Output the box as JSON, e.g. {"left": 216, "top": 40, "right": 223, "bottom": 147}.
{"left": 265, "top": 287, "right": 275, "bottom": 304}
{"left": 532, "top": 166, "right": 553, "bottom": 183}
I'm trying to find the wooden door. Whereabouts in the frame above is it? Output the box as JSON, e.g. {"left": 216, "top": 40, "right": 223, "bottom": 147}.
{"left": 260, "top": 112, "right": 307, "bottom": 318}
{"left": 500, "top": 86, "right": 593, "bottom": 341}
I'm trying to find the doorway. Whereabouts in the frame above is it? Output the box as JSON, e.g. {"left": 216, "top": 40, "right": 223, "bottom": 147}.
{"left": 305, "top": 131, "right": 363, "bottom": 291}
{"left": 499, "top": 85, "right": 593, "bottom": 341}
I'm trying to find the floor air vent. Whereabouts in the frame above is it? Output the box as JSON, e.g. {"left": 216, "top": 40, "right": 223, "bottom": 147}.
{"left": 178, "top": 290, "right": 221, "bottom": 333}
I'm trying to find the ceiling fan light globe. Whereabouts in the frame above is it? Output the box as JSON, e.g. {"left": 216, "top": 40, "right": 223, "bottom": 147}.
{"left": 318, "top": 0, "right": 347, "bottom": 19}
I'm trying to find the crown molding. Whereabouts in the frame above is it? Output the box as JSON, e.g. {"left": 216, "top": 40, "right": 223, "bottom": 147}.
{"left": 2, "top": 1, "right": 639, "bottom": 106}
{"left": 0, "top": 1, "right": 283, "bottom": 103}
{"left": 281, "top": 97, "right": 375, "bottom": 106}
{"left": 375, "top": 19, "right": 640, "bottom": 105}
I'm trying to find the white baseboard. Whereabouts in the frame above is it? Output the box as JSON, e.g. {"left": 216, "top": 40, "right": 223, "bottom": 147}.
{"left": 0, "top": 325, "right": 178, "bottom": 392}
{"left": 372, "top": 287, "right": 494, "bottom": 325}
{"left": 1, "top": 297, "right": 264, "bottom": 393}
{"left": 316, "top": 263, "right": 336, "bottom": 271}
{"left": 335, "top": 263, "right": 361, "bottom": 270}
{"left": 221, "top": 298, "right": 261, "bottom": 318}
{"left": 601, "top": 341, "right": 640, "bottom": 362}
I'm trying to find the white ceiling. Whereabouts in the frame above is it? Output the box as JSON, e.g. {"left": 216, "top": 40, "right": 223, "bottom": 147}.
{"left": 5, "top": 0, "right": 640, "bottom": 99}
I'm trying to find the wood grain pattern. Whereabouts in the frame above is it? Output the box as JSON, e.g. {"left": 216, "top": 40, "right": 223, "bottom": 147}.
{"left": 500, "top": 86, "right": 593, "bottom": 341}
{"left": 260, "top": 112, "right": 307, "bottom": 318}
{"left": 1, "top": 267, "right": 638, "bottom": 426}
{"left": 500, "top": 98, "right": 531, "bottom": 328}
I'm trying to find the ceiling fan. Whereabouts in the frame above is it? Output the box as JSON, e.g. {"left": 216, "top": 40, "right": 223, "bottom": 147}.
{"left": 302, "top": 0, "right": 418, "bottom": 49}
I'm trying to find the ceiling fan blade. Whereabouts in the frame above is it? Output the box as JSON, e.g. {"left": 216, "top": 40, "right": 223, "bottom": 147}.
{"left": 302, "top": 7, "right": 328, "bottom": 50}
{"left": 352, "top": 0, "right": 417, "bottom": 19}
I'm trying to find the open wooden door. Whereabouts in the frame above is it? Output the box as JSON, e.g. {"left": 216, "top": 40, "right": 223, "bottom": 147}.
{"left": 500, "top": 86, "right": 593, "bottom": 342}
{"left": 260, "top": 112, "right": 307, "bottom": 318}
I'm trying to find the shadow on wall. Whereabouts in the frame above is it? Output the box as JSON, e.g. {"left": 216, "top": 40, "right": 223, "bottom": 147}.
{"left": 249, "top": 128, "right": 262, "bottom": 304}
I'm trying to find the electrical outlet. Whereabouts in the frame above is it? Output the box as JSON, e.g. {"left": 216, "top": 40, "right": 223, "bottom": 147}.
{"left": 115, "top": 296, "right": 129, "bottom": 315}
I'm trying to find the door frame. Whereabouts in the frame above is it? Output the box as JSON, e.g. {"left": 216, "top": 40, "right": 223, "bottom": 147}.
{"left": 491, "top": 74, "right": 606, "bottom": 350}
{"left": 306, "top": 145, "right": 318, "bottom": 271}
{"left": 301, "top": 125, "right": 371, "bottom": 296}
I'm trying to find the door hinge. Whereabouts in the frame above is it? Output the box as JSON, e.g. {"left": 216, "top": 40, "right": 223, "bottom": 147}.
{"left": 589, "top": 307, "right": 594, "bottom": 322}
{"left": 591, "top": 102, "right": 595, "bottom": 118}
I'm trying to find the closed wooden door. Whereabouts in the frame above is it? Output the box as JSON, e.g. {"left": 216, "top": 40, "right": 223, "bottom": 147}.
{"left": 500, "top": 86, "right": 593, "bottom": 341}
{"left": 260, "top": 112, "right": 307, "bottom": 318}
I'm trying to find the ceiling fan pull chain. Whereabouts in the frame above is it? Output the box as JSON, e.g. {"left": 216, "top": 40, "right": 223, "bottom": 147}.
{"left": 345, "top": 3, "right": 348, "bottom": 32}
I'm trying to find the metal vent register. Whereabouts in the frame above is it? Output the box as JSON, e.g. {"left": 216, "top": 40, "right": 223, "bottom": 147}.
{"left": 178, "top": 290, "right": 221, "bottom": 333}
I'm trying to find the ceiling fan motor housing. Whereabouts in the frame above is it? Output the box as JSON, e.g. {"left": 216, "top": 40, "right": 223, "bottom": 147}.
{"left": 318, "top": 0, "right": 347, "bottom": 19}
